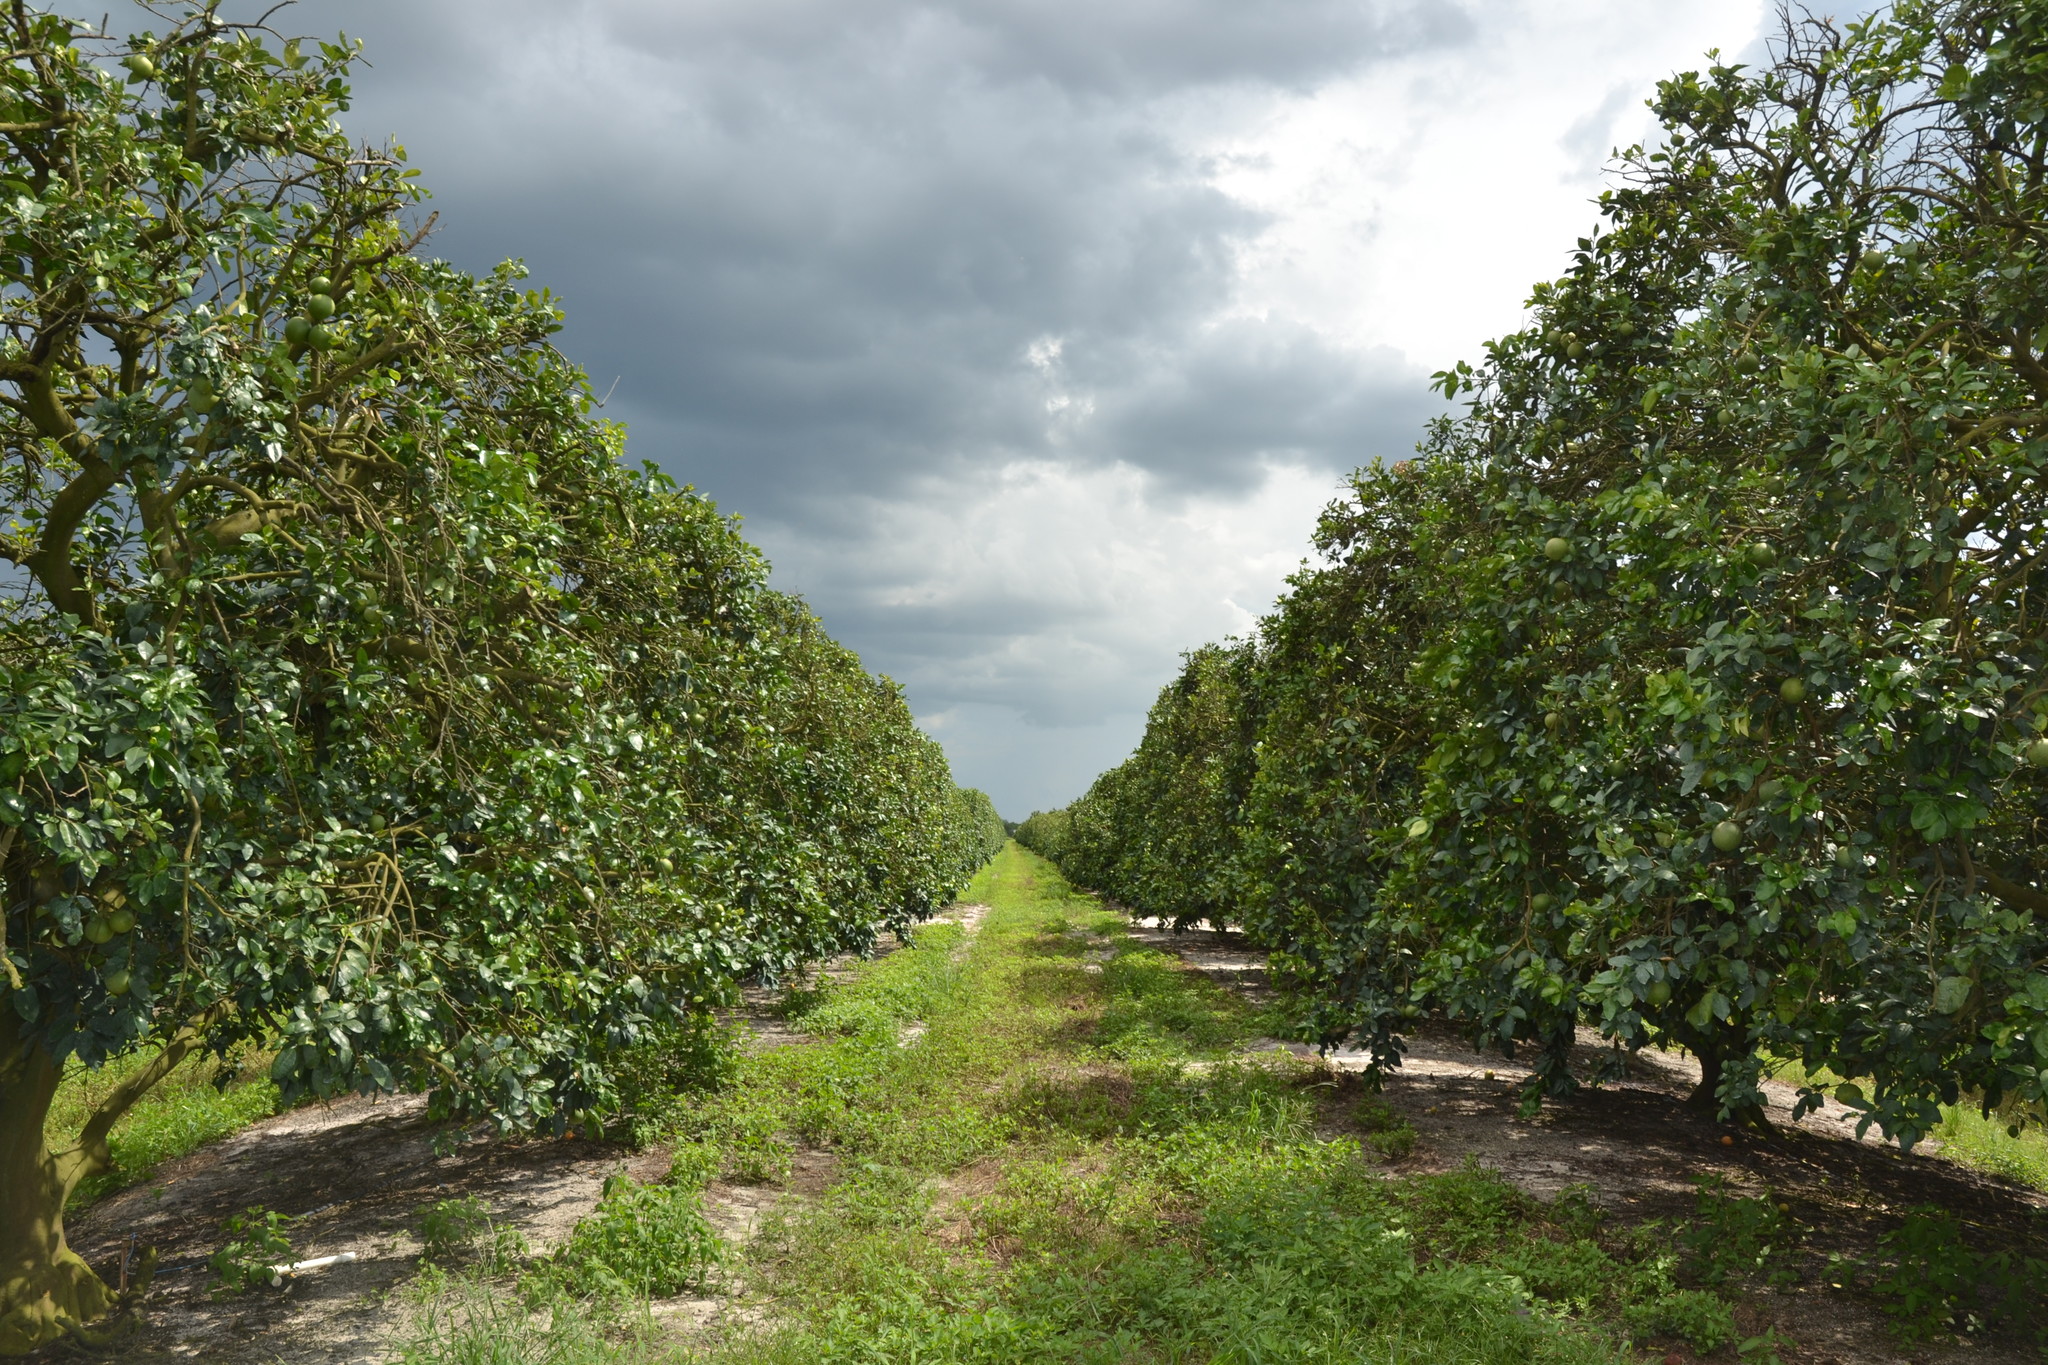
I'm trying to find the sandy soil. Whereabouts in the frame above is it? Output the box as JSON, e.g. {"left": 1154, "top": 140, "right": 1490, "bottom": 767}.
{"left": 56, "top": 904, "right": 990, "bottom": 1364}
{"left": 1131, "top": 918, "right": 2048, "bottom": 1365}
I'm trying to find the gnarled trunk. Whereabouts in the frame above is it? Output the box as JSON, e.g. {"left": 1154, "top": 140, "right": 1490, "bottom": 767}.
{"left": 0, "top": 1019, "right": 112, "bottom": 1355}
{"left": 0, "top": 1006, "right": 217, "bottom": 1354}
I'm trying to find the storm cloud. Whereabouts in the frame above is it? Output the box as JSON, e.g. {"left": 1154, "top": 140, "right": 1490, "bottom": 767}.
{"left": 291, "top": 0, "right": 1768, "bottom": 813}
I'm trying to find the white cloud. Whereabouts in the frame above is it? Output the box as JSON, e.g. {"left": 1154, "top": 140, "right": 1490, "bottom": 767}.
{"left": 1208, "top": 0, "right": 1767, "bottom": 370}
{"left": 757, "top": 456, "right": 1339, "bottom": 812}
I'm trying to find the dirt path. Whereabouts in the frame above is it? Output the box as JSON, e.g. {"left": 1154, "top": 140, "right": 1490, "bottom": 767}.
{"left": 63, "top": 904, "right": 991, "bottom": 1364}
{"left": 1131, "top": 918, "right": 2048, "bottom": 1365}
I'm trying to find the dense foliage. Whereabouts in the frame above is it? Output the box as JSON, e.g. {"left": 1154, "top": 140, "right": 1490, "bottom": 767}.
{"left": 1035, "top": 644, "right": 1254, "bottom": 929}
{"left": 0, "top": 4, "right": 991, "bottom": 1349}
{"left": 1012, "top": 807, "right": 1070, "bottom": 863}
{"left": 1039, "top": 0, "right": 2048, "bottom": 1148}
{"left": 950, "top": 786, "right": 1010, "bottom": 877}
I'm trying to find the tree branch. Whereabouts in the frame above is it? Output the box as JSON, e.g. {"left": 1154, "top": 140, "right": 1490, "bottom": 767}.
{"left": 0, "top": 356, "right": 114, "bottom": 623}
{"left": 51, "top": 1003, "right": 232, "bottom": 1195}
{"left": 1980, "top": 866, "right": 2048, "bottom": 916}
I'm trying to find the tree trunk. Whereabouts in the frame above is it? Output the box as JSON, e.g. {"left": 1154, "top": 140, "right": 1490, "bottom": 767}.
{"left": 1686, "top": 1038, "right": 1770, "bottom": 1130}
{"left": 0, "top": 1017, "right": 112, "bottom": 1355}
{"left": 1687, "top": 1045, "right": 1723, "bottom": 1109}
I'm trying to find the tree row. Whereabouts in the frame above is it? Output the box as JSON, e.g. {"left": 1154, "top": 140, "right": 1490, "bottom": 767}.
{"left": 1024, "top": 0, "right": 2048, "bottom": 1156}
{"left": 0, "top": 6, "right": 999, "bottom": 1349}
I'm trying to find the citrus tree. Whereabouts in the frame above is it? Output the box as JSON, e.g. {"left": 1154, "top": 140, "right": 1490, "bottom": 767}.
{"left": 1382, "top": 0, "right": 2048, "bottom": 1137}
{"left": 1052, "top": 644, "right": 1256, "bottom": 926}
{"left": 0, "top": 5, "right": 984, "bottom": 1349}
{"left": 1013, "top": 806, "right": 1071, "bottom": 863}
{"left": 949, "top": 787, "right": 1009, "bottom": 875}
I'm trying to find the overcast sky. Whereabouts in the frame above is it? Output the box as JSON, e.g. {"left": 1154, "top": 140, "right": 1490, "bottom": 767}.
{"left": 290, "top": 0, "right": 1774, "bottom": 817}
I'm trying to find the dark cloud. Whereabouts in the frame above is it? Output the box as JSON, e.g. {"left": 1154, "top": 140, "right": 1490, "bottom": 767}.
{"left": 316, "top": 0, "right": 1460, "bottom": 511}
{"left": 240, "top": 0, "right": 1480, "bottom": 812}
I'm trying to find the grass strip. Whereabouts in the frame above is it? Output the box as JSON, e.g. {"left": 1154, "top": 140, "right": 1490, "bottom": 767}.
{"left": 405, "top": 846, "right": 1753, "bottom": 1363}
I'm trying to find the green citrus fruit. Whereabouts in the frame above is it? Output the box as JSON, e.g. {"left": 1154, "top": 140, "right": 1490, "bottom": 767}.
{"left": 2027, "top": 738, "right": 2048, "bottom": 768}
{"left": 1859, "top": 249, "right": 1885, "bottom": 271}
{"left": 1543, "top": 711, "right": 1563, "bottom": 733}
{"left": 284, "top": 316, "right": 312, "bottom": 346}
{"left": 1530, "top": 893, "right": 1554, "bottom": 913}
{"left": 307, "top": 293, "right": 336, "bottom": 321}
{"left": 308, "top": 275, "right": 334, "bottom": 294}
{"left": 1711, "top": 820, "right": 1743, "bottom": 853}
{"left": 1779, "top": 678, "right": 1806, "bottom": 703}
{"left": 1757, "top": 779, "right": 1786, "bottom": 804}
{"left": 104, "top": 969, "right": 132, "bottom": 996}
{"left": 1932, "top": 975, "right": 1971, "bottom": 1014}
{"left": 1833, "top": 1082, "right": 1865, "bottom": 1106}
{"left": 109, "top": 908, "right": 135, "bottom": 934}
{"left": 309, "top": 324, "right": 335, "bottom": 350}
{"left": 1406, "top": 817, "right": 1431, "bottom": 840}
{"left": 1614, "top": 320, "right": 1635, "bottom": 337}
{"left": 1746, "top": 542, "right": 1777, "bottom": 567}
{"left": 84, "top": 917, "right": 113, "bottom": 945}
{"left": 1543, "top": 537, "right": 1570, "bottom": 561}
{"left": 1566, "top": 341, "right": 1584, "bottom": 359}
{"left": 657, "top": 856, "right": 675, "bottom": 874}
{"left": 1646, "top": 980, "right": 1672, "bottom": 1007}
{"left": 120, "top": 53, "right": 155, "bottom": 79}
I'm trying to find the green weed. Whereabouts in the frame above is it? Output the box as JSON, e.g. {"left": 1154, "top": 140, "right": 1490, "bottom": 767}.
{"left": 1863, "top": 1206, "right": 2048, "bottom": 1342}
{"left": 419, "top": 1196, "right": 494, "bottom": 1265}
{"left": 401, "top": 1280, "right": 687, "bottom": 1365}
{"left": 209, "top": 1206, "right": 294, "bottom": 1296}
{"left": 416, "top": 1195, "right": 526, "bottom": 1276}
{"left": 1933, "top": 1104, "right": 2048, "bottom": 1191}
{"left": 1679, "top": 1176, "right": 1797, "bottom": 1287}
{"left": 1355, "top": 1092, "right": 1418, "bottom": 1161}
{"left": 400, "top": 845, "right": 1747, "bottom": 1365}
{"left": 1093, "top": 945, "right": 1248, "bottom": 1059}
{"left": 1622, "top": 1289, "right": 1738, "bottom": 1352}
{"left": 523, "top": 1176, "right": 720, "bottom": 1305}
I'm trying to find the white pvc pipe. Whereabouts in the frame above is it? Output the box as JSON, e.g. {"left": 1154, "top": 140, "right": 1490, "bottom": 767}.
{"left": 271, "top": 1252, "right": 359, "bottom": 1276}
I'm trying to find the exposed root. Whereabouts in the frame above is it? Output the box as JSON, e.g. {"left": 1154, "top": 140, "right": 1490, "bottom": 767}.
{"left": 0, "top": 1252, "right": 115, "bottom": 1355}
